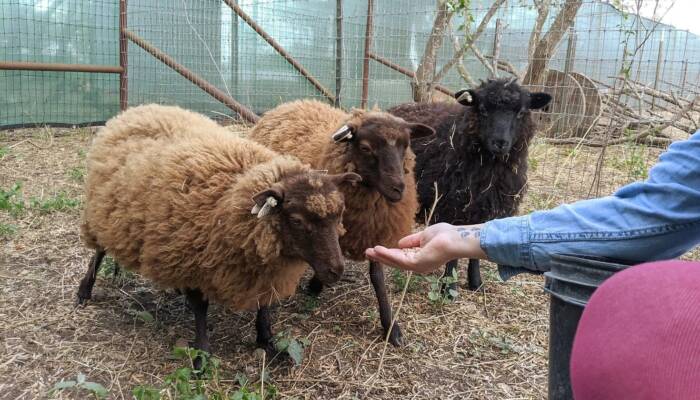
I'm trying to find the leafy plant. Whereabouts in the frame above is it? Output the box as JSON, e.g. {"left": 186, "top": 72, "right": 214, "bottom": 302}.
{"left": 273, "top": 331, "right": 310, "bottom": 366}
{"left": 132, "top": 347, "right": 278, "bottom": 400}
{"left": 427, "top": 268, "right": 458, "bottom": 305}
{"left": 300, "top": 294, "right": 320, "bottom": 314}
{"left": 0, "top": 223, "right": 17, "bottom": 238}
{"left": 0, "top": 145, "right": 9, "bottom": 160}
{"left": 390, "top": 268, "right": 423, "bottom": 293}
{"left": 67, "top": 166, "right": 86, "bottom": 182}
{"left": 30, "top": 192, "right": 80, "bottom": 213}
{"left": 50, "top": 372, "right": 108, "bottom": 399}
{"left": 0, "top": 182, "right": 25, "bottom": 216}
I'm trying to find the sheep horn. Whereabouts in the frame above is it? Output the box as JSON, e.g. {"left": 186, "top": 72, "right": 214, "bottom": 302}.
{"left": 332, "top": 125, "right": 353, "bottom": 142}
{"left": 456, "top": 90, "right": 472, "bottom": 103}
{"left": 251, "top": 196, "right": 278, "bottom": 218}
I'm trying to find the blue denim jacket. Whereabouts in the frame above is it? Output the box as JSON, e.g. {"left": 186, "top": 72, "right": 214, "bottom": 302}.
{"left": 481, "top": 130, "right": 700, "bottom": 280}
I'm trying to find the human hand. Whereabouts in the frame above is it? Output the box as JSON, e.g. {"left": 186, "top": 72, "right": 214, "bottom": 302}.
{"left": 365, "top": 223, "right": 485, "bottom": 274}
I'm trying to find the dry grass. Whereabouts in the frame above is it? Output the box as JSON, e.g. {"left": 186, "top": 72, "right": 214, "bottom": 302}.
{"left": 0, "top": 126, "right": 696, "bottom": 399}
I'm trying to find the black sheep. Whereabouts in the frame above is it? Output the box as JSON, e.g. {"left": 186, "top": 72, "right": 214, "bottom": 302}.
{"left": 388, "top": 78, "right": 552, "bottom": 292}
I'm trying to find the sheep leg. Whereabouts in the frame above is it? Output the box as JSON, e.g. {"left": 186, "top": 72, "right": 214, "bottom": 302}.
{"left": 185, "top": 288, "right": 210, "bottom": 370}
{"left": 440, "top": 259, "right": 459, "bottom": 299}
{"left": 369, "top": 261, "right": 402, "bottom": 346}
{"left": 467, "top": 258, "right": 482, "bottom": 291}
{"left": 256, "top": 305, "right": 277, "bottom": 357}
{"left": 307, "top": 275, "right": 324, "bottom": 296}
{"left": 76, "top": 248, "right": 106, "bottom": 305}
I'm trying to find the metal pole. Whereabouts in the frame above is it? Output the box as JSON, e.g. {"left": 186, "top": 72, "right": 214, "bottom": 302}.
{"left": 222, "top": 0, "right": 335, "bottom": 103}
{"left": 361, "top": 0, "right": 374, "bottom": 109}
{"left": 491, "top": 18, "right": 502, "bottom": 78}
{"left": 652, "top": 34, "right": 664, "bottom": 110}
{"left": 0, "top": 61, "right": 123, "bottom": 73}
{"left": 119, "top": 0, "right": 128, "bottom": 111}
{"left": 680, "top": 59, "right": 688, "bottom": 98}
{"left": 334, "top": 0, "right": 343, "bottom": 107}
{"left": 124, "top": 29, "right": 259, "bottom": 123}
{"left": 563, "top": 26, "right": 577, "bottom": 76}
{"left": 368, "top": 52, "right": 453, "bottom": 96}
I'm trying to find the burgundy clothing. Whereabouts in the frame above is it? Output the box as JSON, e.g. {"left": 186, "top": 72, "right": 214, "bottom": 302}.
{"left": 571, "top": 260, "right": 700, "bottom": 400}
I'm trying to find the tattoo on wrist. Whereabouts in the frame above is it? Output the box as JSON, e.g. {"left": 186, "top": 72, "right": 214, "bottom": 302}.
{"left": 457, "top": 227, "right": 481, "bottom": 240}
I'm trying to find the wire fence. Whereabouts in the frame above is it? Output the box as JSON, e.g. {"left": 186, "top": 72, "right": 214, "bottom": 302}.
{"left": 1, "top": 0, "right": 699, "bottom": 202}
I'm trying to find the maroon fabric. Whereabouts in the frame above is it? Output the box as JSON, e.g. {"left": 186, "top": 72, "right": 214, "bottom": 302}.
{"left": 570, "top": 260, "right": 700, "bottom": 400}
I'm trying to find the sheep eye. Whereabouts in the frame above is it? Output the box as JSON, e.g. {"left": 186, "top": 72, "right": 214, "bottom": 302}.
{"left": 359, "top": 144, "right": 372, "bottom": 154}
{"left": 516, "top": 110, "right": 526, "bottom": 119}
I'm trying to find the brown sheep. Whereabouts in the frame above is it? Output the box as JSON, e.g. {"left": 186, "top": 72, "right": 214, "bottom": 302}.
{"left": 248, "top": 99, "right": 434, "bottom": 345}
{"left": 77, "top": 104, "right": 360, "bottom": 361}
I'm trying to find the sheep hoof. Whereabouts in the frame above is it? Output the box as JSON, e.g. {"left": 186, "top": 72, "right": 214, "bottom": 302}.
{"left": 307, "top": 276, "right": 324, "bottom": 296}
{"left": 386, "top": 324, "right": 403, "bottom": 347}
{"left": 75, "top": 293, "right": 90, "bottom": 306}
{"left": 75, "top": 286, "right": 93, "bottom": 306}
{"left": 258, "top": 341, "right": 281, "bottom": 361}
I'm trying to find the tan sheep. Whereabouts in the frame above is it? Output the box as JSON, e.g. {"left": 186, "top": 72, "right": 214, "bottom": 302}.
{"left": 249, "top": 99, "right": 434, "bottom": 345}
{"left": 77, "top": 104, "right": 360, "bottom": 360}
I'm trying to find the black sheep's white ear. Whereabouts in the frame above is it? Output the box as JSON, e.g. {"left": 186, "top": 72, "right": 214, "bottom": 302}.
{"left": 455, "top": 89, "right": 477, "bottom": 106}
{"left": 251, "top": 188, "right": 284, "bottom": 218}
{"left": 332, "top": 124, "right": 355, "bottom": 143}
{"left": 529, "top": 92, "right": 552, "bottom": 110}
{"left": 409, "top": 123, "right": 435, "bottom": 140}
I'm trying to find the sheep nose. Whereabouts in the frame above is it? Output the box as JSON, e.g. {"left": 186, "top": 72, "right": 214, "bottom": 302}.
{"left": 391, "top": 182, "right": 405, "bottom": 196}
{"left": 492, "top": 139, "right": 508, "bottom": 150}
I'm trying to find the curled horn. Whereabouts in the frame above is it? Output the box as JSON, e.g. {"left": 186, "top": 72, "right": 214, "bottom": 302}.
{"left": 251, "top": 196, "right": 278, "bottom": 218}
{"left": 456, "top": 90, "right": 472, "bottom": 103}
{"left": 332, "top": 125, "right": 353, "bottom": 142}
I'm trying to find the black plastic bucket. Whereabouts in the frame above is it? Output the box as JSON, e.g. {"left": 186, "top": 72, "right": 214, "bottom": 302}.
{"left": 544, "top": 253, "right": 635, "bottom": 400}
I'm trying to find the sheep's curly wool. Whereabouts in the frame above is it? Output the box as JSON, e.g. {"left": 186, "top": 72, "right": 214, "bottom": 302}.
{"left": 81, "top": 104, "right": 336, "bottom": 310}
{"left": 248, "top": 99, "right": 418, "bottom": 260}
{"left": 389, "top": 83, "right": 535, "bottom": 225}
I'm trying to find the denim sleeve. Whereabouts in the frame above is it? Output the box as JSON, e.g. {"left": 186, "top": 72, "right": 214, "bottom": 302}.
{"left": 481, "top": 130, "right": 700, "bottom": 279}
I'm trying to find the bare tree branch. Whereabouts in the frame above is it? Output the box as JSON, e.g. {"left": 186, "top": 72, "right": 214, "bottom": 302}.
{"left": 523, "top": 0, "right": 582, "bottom": 86}
{"left": 433, "top": 0, "right": 506, "bottom": 83}
{"left": 413, "top": 0, "right": 454, "bottom": 101}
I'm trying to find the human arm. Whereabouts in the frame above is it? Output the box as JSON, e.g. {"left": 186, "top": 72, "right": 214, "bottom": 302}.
{"left": 367, "top": 131, "right": 700, "bottom": 276}
{"left": 365, "top": 223, "right": 486, "bottom": 274}
{"left": 482, "top": 130, "right": 700, "bottom": 274}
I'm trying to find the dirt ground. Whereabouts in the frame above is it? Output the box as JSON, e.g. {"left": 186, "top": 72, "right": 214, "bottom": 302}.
{"left": 0, "top": 127, "right": 696, "bottom": 400}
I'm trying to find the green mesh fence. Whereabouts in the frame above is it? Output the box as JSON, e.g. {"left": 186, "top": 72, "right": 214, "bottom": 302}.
{"left": 1, "top": 0, "right": 699, "bottom": 127}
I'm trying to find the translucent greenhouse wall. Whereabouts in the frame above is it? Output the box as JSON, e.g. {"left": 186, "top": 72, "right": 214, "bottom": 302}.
{"left": 1, "top": 0, "right": 699, "bottom": 127}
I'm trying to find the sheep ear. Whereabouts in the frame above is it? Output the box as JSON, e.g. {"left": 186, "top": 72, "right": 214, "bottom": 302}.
{"left": 332, "top": 124, "right": 355, "bottom": 143}
{"left": 455, "top": 89, "right": 477, "bottom": 106}
{"left": 251, "top": 188, "right": 283, "bottom": 218}
{"left": 409, "top": 123, "right": 435, "bottom": 140}
{"left": 529, "top": 92, "right": 552, "bottom": 110}
{"left": 330, "top": 172, "right": 362, "bottom": 186}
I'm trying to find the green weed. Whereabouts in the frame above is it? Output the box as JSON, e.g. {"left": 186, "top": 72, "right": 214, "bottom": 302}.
{"left": 67, "top": 166, "right": 86, "bottom": 182}
{"left": 390, "top": 268, "right": 423, "bottom": 293}
{"left": 426, "top": 268, "right": 458, "bottom": 305}
{"left": 273, "top": 330, "right": 310, "bottom": 366}
{"left": 30, "top": 192, "right": 80, "bottom": 213}
{"left": 0, "top": 223, "right": 18, "bottom": 238}
{"left": 0, "top": 146, "right": 9, "bottom": 160}
{"left": 0, "top": 182, "right": 26, "bottom": 216}
{"left": 132, "top": 347, "right": 278, "bottom": 400}
{"left": 609, "top": 143, "right": 649, "bottom": 180}
{"left": 50, "top": 372, "right": 108, "bottom": 399}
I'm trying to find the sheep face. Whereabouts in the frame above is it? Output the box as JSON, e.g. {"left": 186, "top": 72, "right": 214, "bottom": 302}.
{"left": 335, "top": 115, "right": 434, "bottom": 202}
{"left": 455, "top": 79, "right": 551, "bottom": 156}
{"left": 252, "top": 171, "right": 361, "bottom": 284}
